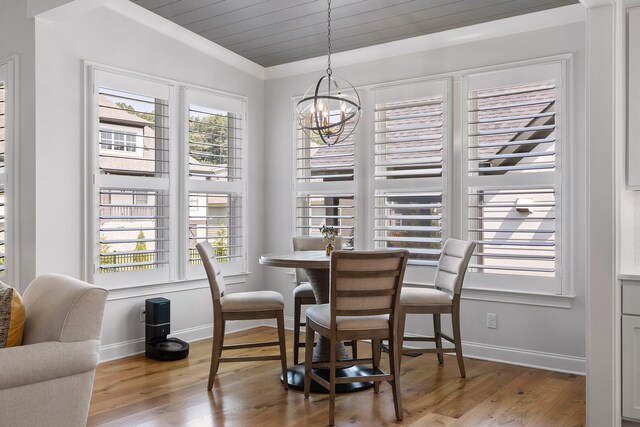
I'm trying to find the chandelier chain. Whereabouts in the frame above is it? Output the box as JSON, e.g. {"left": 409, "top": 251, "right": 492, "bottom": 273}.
{"left": 327, "top": 0, "right": 332, "bottom": 76}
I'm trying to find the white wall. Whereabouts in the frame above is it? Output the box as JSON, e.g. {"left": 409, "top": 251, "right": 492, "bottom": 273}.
{"left": 32, "top": 3, "right": 266, "bottom": 359}
{"left": 263, "top": 12, "right": 587, "bottom": 373}
{"left": 0, "top": 1, "right": 37, "bottom": 292}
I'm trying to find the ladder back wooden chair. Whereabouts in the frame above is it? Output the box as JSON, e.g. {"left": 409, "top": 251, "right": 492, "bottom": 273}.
{"left": 292, "top": 236, "right": 357, "bottom": 365}
{"left": 398, "top": 238, "right": 476, "bottom": 377}
{"left": 304, "top": 249, "right": 409, "bottom": 426}
{"left": 197, "top": 241, "right": 288, "bottom": 391}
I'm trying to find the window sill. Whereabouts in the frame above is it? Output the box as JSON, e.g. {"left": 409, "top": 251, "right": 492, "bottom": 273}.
{"left": 403, "top": 282, "right": 575, "bottom": 309}
{"left": 106, "top": 272, "right": 251, "bottom": 301}
{"left": 620, "top": 273, "right": 640, "bottom": 282}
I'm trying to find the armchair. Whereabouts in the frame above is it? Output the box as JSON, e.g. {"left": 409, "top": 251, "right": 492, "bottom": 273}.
{"left": 0, "top": 273, "right": 108, "bottom": 427}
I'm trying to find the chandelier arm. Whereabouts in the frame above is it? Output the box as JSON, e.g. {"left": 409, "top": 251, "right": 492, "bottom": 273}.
{"left": 313, "top": 76, "right": 331, "bottom": 146}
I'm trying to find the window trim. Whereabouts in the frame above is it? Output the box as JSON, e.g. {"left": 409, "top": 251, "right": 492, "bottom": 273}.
{"left": 370, "top": 77, "right": 452, "bottom": 265}
{"left": 84, "top": 63, "right": 249, "bottom": 289}
{"left": 461, "top": 57, "right": 571, "bottom": 295}
{"left": 182, "top": 87, "right": 248, "bottom": 280}
{"left": 0, "top": 57, "right": 17, "bottom": 287}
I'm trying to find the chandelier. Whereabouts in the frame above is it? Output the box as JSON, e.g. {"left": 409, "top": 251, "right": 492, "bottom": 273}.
{"left": 296, "top": 0, "right": 361, "bottom": 146}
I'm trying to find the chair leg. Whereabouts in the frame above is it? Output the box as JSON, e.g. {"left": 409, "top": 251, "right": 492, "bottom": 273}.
{"left": 219, "top": 319, "right": 226, "bottom": 358}
{"left": 277, "top": 310, "right": 288, "bottom": 390}
{"left": 452, "top": 304, "right": 466, "bottom": 378}
{"left": 293, "top": 297, "right": 302, "bottom": 365}
{"left": 329, "top": 334, "right": 336, "bottom": 426}
{"left": 398, "top": 308, "right": 407, "bottom": 358}
{"left": 304, "top": 324, "right": 314, "bottom": 398}
{"left": 389, "top": 331, "right": 403, "bottom": 421}
{"left": 208, "top": 317, "right": 225, "bottom": 390}
{"left": 434, "top": 313, "right": 443, "bottom": 365}
{"left": 351, "top": 340, "right": 358, "bottom": 359}
{"left": 372, "top": 339, "right": 381, "bottom": 393}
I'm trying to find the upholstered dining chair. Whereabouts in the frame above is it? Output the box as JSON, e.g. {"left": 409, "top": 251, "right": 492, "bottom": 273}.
{"left": 292, "top": 236, "right": 357, "bottom": 365}
{"left": 197, "top": 241, "right": 288, "bottom": 390}
{"left": 304, "top": 250, "right": 409, "bottom": 426}
{"left": 398, "top": 238, "right": 476, "bottom": 378}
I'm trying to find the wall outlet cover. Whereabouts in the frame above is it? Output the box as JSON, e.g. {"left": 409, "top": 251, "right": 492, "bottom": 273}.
{"left": 487, "top": 313, "right": 497, "bottom": 329}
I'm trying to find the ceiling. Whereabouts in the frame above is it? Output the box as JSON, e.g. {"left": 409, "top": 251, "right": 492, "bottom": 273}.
{"left": 130, "top": 0, "right": 579, "bottom": 68}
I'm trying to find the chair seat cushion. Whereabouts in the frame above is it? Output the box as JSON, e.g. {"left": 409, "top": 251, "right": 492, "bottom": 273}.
{"left": 307, "top": 304, "right": 389, "bottom": 331}
{"left": 293, "top": 282, "right": 315, "bottom": 298}
{"left": 400, "top": 287, "right": 452, "bottom": 306}
{"left": 221, "top": 291, "right": 284, "bottom": 312}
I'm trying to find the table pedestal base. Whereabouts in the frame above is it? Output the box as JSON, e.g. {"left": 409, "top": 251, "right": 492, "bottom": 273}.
{"left": 282, "top": 364, "right": 375, "bottom": 393}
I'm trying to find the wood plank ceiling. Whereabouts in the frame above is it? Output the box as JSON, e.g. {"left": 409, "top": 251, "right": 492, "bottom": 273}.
{"left": 130, "top": 0, "right": 579, "bottom": 67}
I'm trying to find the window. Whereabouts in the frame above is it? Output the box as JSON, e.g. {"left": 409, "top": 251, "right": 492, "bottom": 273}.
{"left": 0, "top": 69, "right": 6, "bottom": 277}
{"left": 463, "top": 61, "right": 564, "bottom": 293}
{"left": 185, "top": 89, "right": 246, "bottom": 278}
{"left": 88, "top": 68, "right": 248, "bottom": 288}
{"left": 372, "top": 80, "right": 449, "bottom": 265}
{"left": 91, "top": 70, "right": 171, "bottom": 286}
{"left": 294, "top": 100, "right": 357, "bottom": 245}
{"left": 290, "top": 58, "right": 569, "bottom": 296}
{"left": 100, "top": 129, "right": 138, "bottom": 153}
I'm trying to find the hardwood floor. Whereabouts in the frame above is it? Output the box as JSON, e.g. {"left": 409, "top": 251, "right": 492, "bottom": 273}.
{"left": 88, "top": 327, "right": 585, "bottom": 426}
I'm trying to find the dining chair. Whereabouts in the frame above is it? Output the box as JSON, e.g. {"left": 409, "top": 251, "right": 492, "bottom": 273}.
{"left": 304, "top": 249, "right": 409, "bottom": 426}
{"left": 196, "top": 241, "right": 288, "bottom": 391}
{"left": 292, "top": 236, "right": 357, "bottom": 365}
{"left": 398, "top": 238, "right": 476, "bottom": 378}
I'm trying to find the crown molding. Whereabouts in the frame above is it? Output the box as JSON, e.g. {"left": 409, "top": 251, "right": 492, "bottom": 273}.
{"left": 34, "top": 0, "right": 266, "bottom": 80}
{"left": 264, "top": 4, "right": 586, "bottom": 80}
{"left": 579, "top": 0, "right": 614, "bottom": 8}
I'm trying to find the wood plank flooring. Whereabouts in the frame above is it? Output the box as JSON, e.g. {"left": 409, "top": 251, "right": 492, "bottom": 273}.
{"left": 88, "top": 327, "right": 585, "bottom": 426}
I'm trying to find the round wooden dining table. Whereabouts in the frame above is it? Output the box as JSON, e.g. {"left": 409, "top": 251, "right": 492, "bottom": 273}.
{"left": 259, "top": 251, "right": 374, "bottom": 393}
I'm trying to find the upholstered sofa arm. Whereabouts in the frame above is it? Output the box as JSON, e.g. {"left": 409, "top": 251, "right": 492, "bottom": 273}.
{"left": 0, "top": 339, "right": 100, "bottom": 389}
{"left": 21, "top": 274, "right": 108, "bottom": 345}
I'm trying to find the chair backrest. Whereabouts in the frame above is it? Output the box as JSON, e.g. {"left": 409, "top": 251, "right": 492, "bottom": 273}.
{"left": 196, "top": 241, "right": 226, "bottom": 301}
{"left": 292, "top": 236, "right": 344, "bottom": 285}
{"left": 21, "top": 273, "right": 108, "bottom": 345}
{"left": 434, "top": 238, "right": 476, "bottom": 296}
{"left": 329, "top": 250, "right": 408, "bottom": 326}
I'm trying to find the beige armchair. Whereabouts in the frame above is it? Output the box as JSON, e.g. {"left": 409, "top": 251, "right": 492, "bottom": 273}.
{"left": 0, "top": 274, "right": 108, "bottom": 427}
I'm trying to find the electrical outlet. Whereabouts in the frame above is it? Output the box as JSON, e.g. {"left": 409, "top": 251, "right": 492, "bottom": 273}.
{"left": 139, "top": 307, "right": 146, "bottom": 323}
{"left": 487, "top": 313, "right": 497, "bottom": 329}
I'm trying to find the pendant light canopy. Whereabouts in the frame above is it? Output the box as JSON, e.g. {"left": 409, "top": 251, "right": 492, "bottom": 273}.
{"left": 296, "top": 0, "right": 361, "bottom": 146}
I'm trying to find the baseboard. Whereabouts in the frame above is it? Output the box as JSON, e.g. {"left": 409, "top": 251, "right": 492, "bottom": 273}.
{"left": 263, "top": 321, "right": 585, "bottom": 375}
{"left": 98, "top": 320, "right": 264, "bottom": 362}
{"left": 101, "top": 320, "right": 585, "bottom": 375}
{"left": 459, "top": 340, "right": 585, "bottom": 375}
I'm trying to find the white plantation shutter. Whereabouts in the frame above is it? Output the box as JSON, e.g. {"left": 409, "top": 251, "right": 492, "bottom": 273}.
{"left": 372, "top": 79, "right": 449, "bottom": 264}
{"left": 188, "top": 105, "right": 242, "bottom": 182}
{"left": 294, "top": 95, "right": 358, "bottom": 246}
{"left": 93, "top": 70, "right": 171, "bottom": 285}
{"left": 296, "top": 194, "right": 355, "bottom": 248}
{"left": 184, "top": 89, "right": 246, "bottom": 277}
{"left": 99, "top": 189, "right": 170, "bottom": 271}
{"left": 467, "top": 188, "right": 556, "bottom": 275}
{"left": 296, "top": 118, "right": 355, "bottom": 182}
{"left": 374, "top": 96, "right": 444, "bottom": 179}
{"left": 464, "top": 62, "right": 563, "bottom": 284}
{"left": 188, "top": 192, "right": 243, "bottom": 263}
{"left": 0, "top": 79, "right": 5, "bottom": 274}
{"left": 467, "top": 80, "right": 556, "bottom": 175}
{"left": 374, "top": 191, "right": 443, "bottom": 266}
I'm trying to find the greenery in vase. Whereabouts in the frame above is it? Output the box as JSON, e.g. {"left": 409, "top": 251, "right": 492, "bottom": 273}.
{"left": 319, "top": 225, "right": 337, "bottom": 246}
